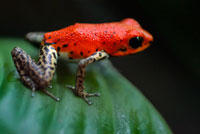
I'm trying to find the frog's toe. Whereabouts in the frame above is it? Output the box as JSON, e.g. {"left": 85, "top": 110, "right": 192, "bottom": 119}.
{"left": 82, "top": 91, "right": 100, "bottom": 105}
{"left": 83, "top": 97, "right": 92, "bottom": 105}
{"left": 66, "top": 85, "right": 100, "bottom": 105}
{"left": 48, "top": 85, "right": 53, "bottom": 89}
{"left": 66, "top": 84, "right": 75, "bottom": 90}
{"left": 31, "top": 92, "right": 35, "bottom": 97}
{"left": 31, "top": 88, "right": 36, "bottom": 97}
{"left": 42, "top": 89, "right": 60, "bottom": 102}
{"left": 86, "top": 92, "right": 101, "bottom": 97}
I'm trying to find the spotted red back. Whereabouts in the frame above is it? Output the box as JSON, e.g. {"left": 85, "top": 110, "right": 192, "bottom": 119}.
{"left": 43, "top": 18, "right": 153, "bottom": 59}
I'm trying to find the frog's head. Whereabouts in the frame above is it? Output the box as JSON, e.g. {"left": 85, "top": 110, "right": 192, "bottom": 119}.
{"left": 111, "top": 18, "right": 153, "bottom": 56}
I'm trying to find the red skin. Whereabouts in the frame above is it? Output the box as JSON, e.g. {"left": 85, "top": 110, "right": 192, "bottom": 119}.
{"left": 43, "top": 18, "right": 153, "bottom": 59}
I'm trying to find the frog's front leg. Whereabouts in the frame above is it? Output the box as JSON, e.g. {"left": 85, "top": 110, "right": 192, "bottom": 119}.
{"left": 11, "top": 45, "right": 60, "bottom": 101}
{"left": 25, "top": 32, "right": 45, "bottom": 44}
{"left": 67, "top": 51, "right": 109, "bottom": 105}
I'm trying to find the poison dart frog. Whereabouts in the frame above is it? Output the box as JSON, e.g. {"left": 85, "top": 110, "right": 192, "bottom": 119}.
{"left": 11, "top": 18, "right": 153, "bottom": 105}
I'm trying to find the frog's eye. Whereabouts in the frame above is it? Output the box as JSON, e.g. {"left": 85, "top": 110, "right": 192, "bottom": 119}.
{"left": 129, "top": 37, "right": 144, "bottom": 49}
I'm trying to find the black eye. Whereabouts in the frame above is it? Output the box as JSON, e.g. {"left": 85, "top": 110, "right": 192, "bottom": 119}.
{"left": 129, "top": 37, "right": 144, "bottom": 49}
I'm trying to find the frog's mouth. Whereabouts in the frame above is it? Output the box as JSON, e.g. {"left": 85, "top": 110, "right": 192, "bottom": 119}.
{"left": 111, "top": 42, "right": 151, "bottom": 57}
{"left": 133, "top": 42, "right": 151, "bottom": 53}
{"left": 127, "top": 41, "right": 152, "bottom": 55}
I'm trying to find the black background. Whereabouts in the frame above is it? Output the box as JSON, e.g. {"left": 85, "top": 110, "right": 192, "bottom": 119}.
{"left": 0, "top": 0, "right": 200, "bottom": 133}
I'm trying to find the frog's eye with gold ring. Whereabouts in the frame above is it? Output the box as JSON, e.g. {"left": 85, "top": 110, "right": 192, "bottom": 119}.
{"left": 129, "top": 37, "right": 144, "bottom": 49}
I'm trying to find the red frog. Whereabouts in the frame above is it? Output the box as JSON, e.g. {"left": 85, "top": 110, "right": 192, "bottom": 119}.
{"left": 11, "top": 18, "right": 153, "bottom": 105}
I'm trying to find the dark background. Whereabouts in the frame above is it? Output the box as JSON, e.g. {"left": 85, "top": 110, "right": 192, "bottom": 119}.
{"left": 0, "top": 0, "right": 200, "bottom": 133}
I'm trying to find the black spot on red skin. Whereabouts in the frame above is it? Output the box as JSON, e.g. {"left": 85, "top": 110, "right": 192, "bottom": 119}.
{"left": 113, "top": 42, "right": 116, "bottom": 46}
{"left": 63, "top": 44, "right": 68, "bottom": 48}
{"left": 48, "top": 36, "right": 51, "bottom": 39}
{"left": 70, "top": 51, "right": 74, "bottom": 54}
{"left": 80, "top": 51, "right": 83, "bottom": 56}
{"left": 96, "top": 48, "right": 98, "bottom": 51}
{"left": 110, "top": 35, "right": 113, "bottom": 38}
{"left": 88, "top": 51, "right": 91, "bottom": 53}
{"left": 57, "top": 47, "right": 60, "bottom": 52}
{"left": 74, "top": 43, "right": 77, "bottom": 46}
{"left": 102, "top": 42, "right": 106, "bottom": 45}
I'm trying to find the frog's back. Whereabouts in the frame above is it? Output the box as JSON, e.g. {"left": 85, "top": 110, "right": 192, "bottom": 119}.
{"left": 43, "top": 22, "right": 125, "bottom": 59}
{"left": 43, "top": 18, "right": 150, "bottom": 59}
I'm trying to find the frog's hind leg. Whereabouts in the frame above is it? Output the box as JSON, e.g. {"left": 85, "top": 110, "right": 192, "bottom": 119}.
{"left": 11, "top": 46, "right": 59, "bottom": 101}
{"left": 67, "top": 51, "right": 109, "bottom": 105}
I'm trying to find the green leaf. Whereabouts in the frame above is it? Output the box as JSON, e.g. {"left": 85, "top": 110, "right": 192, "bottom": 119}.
{"left": 0, "top": 38, "right": 172, "bottom": 134}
